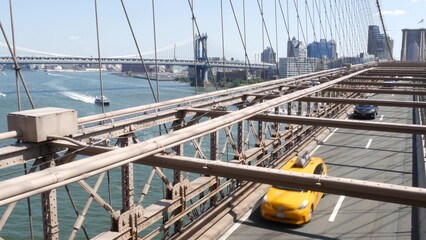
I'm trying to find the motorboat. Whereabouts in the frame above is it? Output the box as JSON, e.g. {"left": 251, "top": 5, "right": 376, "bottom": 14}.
{"left": 95, "top": 96, "right": 110, "bottom": 105}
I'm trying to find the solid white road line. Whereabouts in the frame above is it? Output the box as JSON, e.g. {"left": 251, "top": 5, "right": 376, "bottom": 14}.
{"left": 311, "top": 128, "right": 339, "bottom": 155}
{"left": 329, "top": 195, "right": 346, "bottom": 222}
{"left": 323, "top": 128, "right": 339, "bottom": 143}
{"left": 365, "top": 139, "right": 372, "bottom": 149}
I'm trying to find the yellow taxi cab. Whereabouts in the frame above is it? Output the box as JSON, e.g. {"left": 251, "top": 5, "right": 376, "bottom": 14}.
{"left": 260, "top": 153, "right": 327, "bottom": 225}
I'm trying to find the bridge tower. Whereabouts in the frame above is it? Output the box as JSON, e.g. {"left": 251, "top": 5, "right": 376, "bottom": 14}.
{"left": 400, "top": 29, "right": 426, "bottom": 61}
{"left": 189, "top": 34, "right": 209, "bottom": 87}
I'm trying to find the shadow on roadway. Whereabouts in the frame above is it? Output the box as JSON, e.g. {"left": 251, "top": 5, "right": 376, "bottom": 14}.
{"left": 240, "top": 205, "right": 339, "bottom": 240}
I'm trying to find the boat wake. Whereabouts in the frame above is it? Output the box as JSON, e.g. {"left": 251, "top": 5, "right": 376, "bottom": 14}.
{"left": 46, "top": 72, "right": 68, "bottom": 77}
{"left": 61, "top": 91, "right": 95, "bottom": 103}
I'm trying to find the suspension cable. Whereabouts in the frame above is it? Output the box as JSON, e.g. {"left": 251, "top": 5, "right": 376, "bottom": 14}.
{"left": 8, "top": 1, "right": 34, "bottom": 238}
{"left": 292, "top": 0, "right": 320, "bottom": 74}
{"left": 345, "top": 0, "right": 360, "bottom": 57}
{"left": 332, "top": 0, "right": 346, "bottom": 60}
{"left": 0, "top": 21, "right": 35, "bottom": 109}
{"left": 275, "top": 0, "right": 278, "bottom": 68}
{"left": 8, "top": 0, "right": 21, "bottom": 111}
{"left": 190, "top": 0, "right": 198, "bottom": 94}
{"left": 94, "top": 0, "right": 105, "bottom": 113}
{"left": 277, "top": 0, "right": 301, "bottom": 76}
{"left": 304, "top": 0, "right": 327, "bottom": 70}
{"left": 151, "top": 0, "right": 159, "bottom": 103}
{"left": 119, "top": 0, "right": 158, "bottom": 103}
{"left": 243, "top": 0, "right": 248, "bottom": 84}
{"left": 220, "top": 0, "right": 226, "bottom": 85}
{"left": 376, "top": 0, "right": 393, "bottom": 60}
{"left": 314, "top": 0, "right": 337, "bottom": 67}
{"left": 228, "top": 0, "right": 255, "bottom": 79}
{"left": 256, "top": 0, "right": 280, "bottom": 77}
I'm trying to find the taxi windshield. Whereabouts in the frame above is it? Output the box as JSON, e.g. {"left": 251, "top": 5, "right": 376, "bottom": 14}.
{"left": 272, "top": 185, "right": 305, "bottom": 192}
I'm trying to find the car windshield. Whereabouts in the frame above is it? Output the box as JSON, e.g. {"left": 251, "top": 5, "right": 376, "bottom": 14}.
{"left": 272, "top": 185, "right": 305, "bottom": 192}
{"left": 356, "top": 104, "right": 374, "bottom": 108}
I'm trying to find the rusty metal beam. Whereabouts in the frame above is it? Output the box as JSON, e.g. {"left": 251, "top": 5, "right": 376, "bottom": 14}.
{"left": 325, "top": 87, "right": 426, "bottom": 95}
{"left": 188, "top": 109, "right": 426, "bottom": 134}
{"left": 337, "top": 81, "right": 426, "bottom": 88}
{"left": 0, "top": 68, "right": 370, "bottom": 206}
{"left": 138, "top": 154, "right": 426, "bottom": 208}
{"left": 299, "top": 97, "right": 426, "bottom": 108}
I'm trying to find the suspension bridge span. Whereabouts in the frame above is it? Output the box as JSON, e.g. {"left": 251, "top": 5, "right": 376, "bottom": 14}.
{"left": 0, "top": 0, "right": 424, "bottom": 239}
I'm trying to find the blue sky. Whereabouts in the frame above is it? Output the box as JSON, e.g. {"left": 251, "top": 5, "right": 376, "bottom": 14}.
{"left": 0, "top": 1, "right": 424, "bottom": 61}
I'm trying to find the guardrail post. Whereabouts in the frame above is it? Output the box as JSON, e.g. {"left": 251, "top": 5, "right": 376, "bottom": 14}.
{"left": 40, "top": 155, "right": 59, "bottom": 240}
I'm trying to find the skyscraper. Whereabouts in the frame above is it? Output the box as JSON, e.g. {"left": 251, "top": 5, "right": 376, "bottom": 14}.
{"left": 261, "top": 47, "right": 276, "bottom": 63}
{"left": 307, "top": 39, "right": 337, "bottom": 59}
{"left": 280, "top": 37, "right": 320, "bottom": 78}
{"left": 287, "top": 37, "right": 301, "bottom": 57}
{"left": 367, "top": 25, "right": 393, "bottom": 60}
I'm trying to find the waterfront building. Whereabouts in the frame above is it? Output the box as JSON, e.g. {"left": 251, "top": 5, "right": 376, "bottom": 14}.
{"left": 401, "top": 28, "right": 426, "bottom": 61}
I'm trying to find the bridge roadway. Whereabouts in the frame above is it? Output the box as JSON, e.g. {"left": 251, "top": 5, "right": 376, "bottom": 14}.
{"left": 223, "top": 93, "right": 412, "bottom": 239}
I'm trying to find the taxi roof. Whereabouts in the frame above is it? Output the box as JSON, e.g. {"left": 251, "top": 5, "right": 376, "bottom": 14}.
{"left": 281, "top": 153, "right": 324, "bottom": 174}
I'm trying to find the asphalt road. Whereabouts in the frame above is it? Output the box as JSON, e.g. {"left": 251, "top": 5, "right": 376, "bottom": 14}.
{"left": 222, "top": 93, "right": 413, "bottom": 240}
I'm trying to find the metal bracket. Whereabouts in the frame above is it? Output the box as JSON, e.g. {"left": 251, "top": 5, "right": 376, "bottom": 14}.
{"left": 172, "top": 180, "right": 190, "bottom": 200}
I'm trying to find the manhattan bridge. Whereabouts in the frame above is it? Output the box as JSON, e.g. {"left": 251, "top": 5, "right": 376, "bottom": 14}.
{"left": 0, "top": 1, "right": 425, "bottom": 239}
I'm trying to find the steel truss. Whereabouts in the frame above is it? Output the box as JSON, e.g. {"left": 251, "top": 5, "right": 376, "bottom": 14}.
{"left": 0, "top": 62, "right": 425, "bottom": 239}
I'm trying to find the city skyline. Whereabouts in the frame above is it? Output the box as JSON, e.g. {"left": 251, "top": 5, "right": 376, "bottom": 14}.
{"left": 0, "top": 1, "right": 424, "bottom": 61}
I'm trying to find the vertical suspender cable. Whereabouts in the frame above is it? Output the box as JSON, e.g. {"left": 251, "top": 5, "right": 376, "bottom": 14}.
{"left": 261, "top": 0, "right": 265, "bottom": 79}
{"left": 151, "top": 0, "right": 165, "bottom": 136}
{"left": 275, "top": 0, "right": 279, "bottom": 73}
{"left": 9, "top": 0, "right": 21, "bottom": 111}
{"left": 345, "top": 0, "right": 359, "bottom": 58}
{"left": 152, "top": 0, "right": 159, "bottom": 105}
{"left": 292, "top": 0, "right": 319, "bottom": 74}
{"left": 277, "top": 0, "right": 301, "bottom": 76}
{"left": 334, "top": 0, "right": 347, "bottom": 61}
{"left": 221, "top": 0, "right": 226, "bottom": 85}
{"left": 305, "top": 0, "right": 326, "bottom": 70}
{"left": 243, "top": 0, "right": 248, "bottom": 84}
{"left": 93, "top": 0, "right": 113, "bottom": 216}
{"left": 315, "top": 0, "right": 336, "bottom": 67}
{"left": 305, "top": 1, "right": 308, "bottom": 45}
{"left": 328, "top": 0, "right": 344, "bottom": 66}
{"left": 191, "top": 0, "right": 198, "bottom": 94}
{"left": 228, "top": 0, "right": 255, "bottom": 79}
{"left": 256, "top": 0, "right": 281, "bottom": 77}
{"left": 94, "top": 0, "right": 105, "bottom": 113}
{"left": 352, "top": 0, "right": 366, "bottom": 55}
